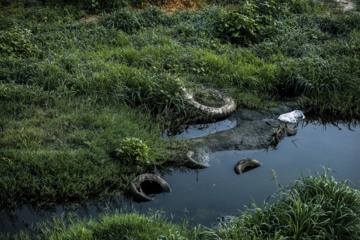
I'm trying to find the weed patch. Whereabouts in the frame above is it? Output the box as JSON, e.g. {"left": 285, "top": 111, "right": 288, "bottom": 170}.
{"left": 0, "top": 25, "right": 41, "bottom": 58}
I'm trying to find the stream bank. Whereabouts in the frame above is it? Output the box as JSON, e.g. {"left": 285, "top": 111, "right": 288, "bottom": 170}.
{"left": 2, "top": 107, "right": 359, "bottom": 236}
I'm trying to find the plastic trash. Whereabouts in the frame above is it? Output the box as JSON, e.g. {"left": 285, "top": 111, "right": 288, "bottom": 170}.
{"left": 278, "top": 110, "right": 305, "bottom": 123}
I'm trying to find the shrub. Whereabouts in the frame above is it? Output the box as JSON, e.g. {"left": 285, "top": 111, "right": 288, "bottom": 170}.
{"left": 102, "top": 8, "right": 143, "bottom": 33}
{"left": 216, "top": 0, "right": 280, "bottom": 45}
{"left": 39, "top": 0, "right": 129, "bottom": 11}
{"left": 101, "top": 6, "right": 168, "bottom": 33}
{"left": 217, "top": 2, "right": 260, "bottom": 45}
{"left": 275, "top": 0, "right": 320, "bottom": 15}
{"left": 115, "top": 137, "right": 150, "bottom": 165}
{"left": 0, "top": 25, "right": 41, "bottom": 58}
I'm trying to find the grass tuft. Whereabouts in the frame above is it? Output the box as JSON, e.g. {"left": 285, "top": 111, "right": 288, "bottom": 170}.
{"left": 215, "top": 169, "right": 360, "bottom": 239}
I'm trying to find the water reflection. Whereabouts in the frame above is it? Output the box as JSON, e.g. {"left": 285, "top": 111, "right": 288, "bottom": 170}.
{"left": 303, "top": 111, "right": 359, "bottom": 130}
{"left": 164, "top": 119, "right": 236, "bottom": 140}
{"left": 0, "top": 196, "right": 137, "bottom": 235}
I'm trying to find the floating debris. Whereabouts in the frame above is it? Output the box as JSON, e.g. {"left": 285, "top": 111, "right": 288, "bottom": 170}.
{"left": 184, "top": 88, "right": 236, "bottom": 119}
{"left": 234, "top": 158, "right": 262, "bottom": 174}
{"left": 267, "top": 122, "right": 298, "bottom": 147}
{"left": 278, "top": 110, "right": 305, "bottom": 123}
{"left": 130, "top": 174, "right": 171, "bottom": 202}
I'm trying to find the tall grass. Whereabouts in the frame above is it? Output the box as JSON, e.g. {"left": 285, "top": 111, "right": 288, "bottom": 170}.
{"left": 0, "top": 101, "right": 182, "bottom": 208}
{"left": 214, "top": 170, "right": 360, "bottom": 239}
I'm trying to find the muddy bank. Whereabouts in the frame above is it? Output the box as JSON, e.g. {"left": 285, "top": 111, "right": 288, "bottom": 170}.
{"left": 186, "top": 101, "right": 304, "bottom": 167}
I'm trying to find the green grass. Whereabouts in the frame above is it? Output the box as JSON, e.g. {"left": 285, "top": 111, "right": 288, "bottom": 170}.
{"left": 0, "top": 101, "right": 183, "bottom": 207}
{"left": 215, "top": 170, "right": 360, "bottom": 239}
{"left": 1, "top": 0, "right": 360, "bottom": 222}
{"left": 4, "top": 170, "right": 359, "bottom": 239}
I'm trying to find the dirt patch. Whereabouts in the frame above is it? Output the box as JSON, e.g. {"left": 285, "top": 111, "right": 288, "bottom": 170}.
{"left": 76, "top": 0, "right": 202, "bottom": 23}
{"left": 139, "top": 0, "right": 202, "bottom": 14}
{"left": 76, "top": 14, "right": 101, "bottom": 22}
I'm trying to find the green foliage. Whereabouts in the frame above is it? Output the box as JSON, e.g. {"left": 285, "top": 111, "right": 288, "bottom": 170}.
{"left": 356, "top": 0, "right": 360, "bottom": 11}
{"left": 0, "top": 0, "right": 41, "bottom": 8}
{"left": 102, "top": 8, "right": 142, "bottom": 33}
{"left": 216, "top": 0, "right": 281, "bottom": 45}
{"left": 218, "top": 11, "right": 259, "bottom": 45}
{"left": 217, "top": 2, "right": 260, "bottom": 45}
{"left": 115, "top": 137, "right": 150, "bottom": 165}
{"left": 101, "top": 6, "right": 169, "bottom": 33}
{"left": 0, "top": 100, "right": 179, "bottom": 208}
{"left": 0, "top": 25, "right": 41, "bottom": 57}
{"left": 27, "top": 210, "right": 206, "bottom": 240}
{"left": 39, "top": 0, "right": 129, "bottom": 12}
{"left": 214, "top": 170, "right": 360, "bottom": 239}
{"left": 313, "top": 13, "right": 360, "bottom": 36}
{"left": 194, "top": 90, "right": 225, "bottom": 108}
{"left": 215, "top": 0, "right": 329, "bottom": 45}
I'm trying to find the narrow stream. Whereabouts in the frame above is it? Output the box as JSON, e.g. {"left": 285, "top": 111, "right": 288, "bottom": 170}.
{"left": 1, "top": 119, "right": 360, "bottom": 235}
{"left": 137, "top": 119, "right": 360, "bottom": 226}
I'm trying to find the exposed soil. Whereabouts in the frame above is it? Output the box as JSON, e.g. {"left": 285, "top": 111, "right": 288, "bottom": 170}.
{"left": 76, "top": 14, "right": 101, "bottom": 22}
{"left": 138, "top": 0, "right": 202, "bottom": 14}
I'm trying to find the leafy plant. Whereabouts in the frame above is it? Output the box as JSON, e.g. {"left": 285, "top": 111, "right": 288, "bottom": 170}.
{"left": 91, "top": 0, "right": 99, "bottom": 9}
{"left": 115, "top": 137, "right": 150, "bottom": 165}
{"left": 102, "top": 6, "right": 169, "bottom": 33}
{"left": 216, "top": 1, "right": 280, "bottom": 45}
{"left": 0, "top": 25, "right": 41, "bottom": 58}
{"left": 102, "top": 8, "right": 142, "bottom": 33}
{"left": 217, "top": 2, "right": 260, "bottom": 45}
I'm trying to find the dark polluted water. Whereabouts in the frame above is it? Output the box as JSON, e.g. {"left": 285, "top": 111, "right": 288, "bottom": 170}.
{"left": 1, "top": 119, "right": 360, "bottom": 235}
{"left": 138, "top": 119, "right": 360, "bottom": 226}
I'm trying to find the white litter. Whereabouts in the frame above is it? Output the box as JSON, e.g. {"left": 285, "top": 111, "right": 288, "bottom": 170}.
{"left": 278, "top": 110, "right": 305, "bottom": 123}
